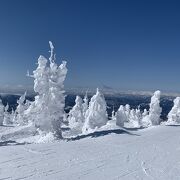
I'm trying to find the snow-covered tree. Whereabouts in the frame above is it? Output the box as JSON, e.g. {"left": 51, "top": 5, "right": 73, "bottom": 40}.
{"left": 115, "top": 105, "right": 127, "bottom": 127}
{"left": 82, "top": 88, "right": 108, "bottom": 133}
{"left": 3, "top": 104, "right": 11, "bottom": 125}
{"left": 33, "top": 56, "right": 49, "bottom": 95}
{"left": 128, "top": 108, "right": 142, "bottom": 128}
{"left": 15, "top": 92, "right": 27, "bottom": 125}
{"left": 136, "top": 108, "right": 143, "bottom": 126}
{"left": 142, "top": 90, "right": 162, "bottom": 126}
{"left": 0, "top": 99, "right": 4, "bottom": 125}
{"left": 82, "top": 93, "right": 89, "bottom": 117}
{"left": 10, "top": 109, "right": 16, "bottom": 124}
{"left": 111, "top": 107, "right": 116, "bottom": 121}
{"left": 142, "top": 108, "right": 148, "bottom": 118}
{"left": 148, "top": 90, "right": 162, "bottom": 125}
{"left": 48, "top": 60, "right": 67, "bottom": 138}
{"left": 24, "top": 55, "right": 49, "bottom": 127}
{"left": 166, "top": 97, "right": 180, "bottom": 124}
{"left": 25, "top": 41, "right": 67, "bottom": 138}
{"left": 124, "top": 104, "right": 130, "bottom": 119}
{"left": 68, "top": 96, "right": 84, "bottom": 132}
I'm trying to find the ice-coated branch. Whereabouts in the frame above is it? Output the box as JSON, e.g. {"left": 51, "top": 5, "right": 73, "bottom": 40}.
{"left": 26, "top": 70, "right": 34, "bottom": 78}
{"left": 49, "top": 41, "right": 55, "bottom": 64}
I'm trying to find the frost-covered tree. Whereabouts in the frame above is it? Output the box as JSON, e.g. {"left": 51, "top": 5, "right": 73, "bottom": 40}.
{"left": 0, "top": 99, "right": 4, "bottom": 125}
{"left": 142, "top": 108, "right": 148, "bottom": 118}
{"left": 142, "top": 90, "right": 162, "bottom": 126}
{"left": 82, "top": 88, "right": 108, "bottom": 133}
{"left": 48, "top": 57, "right": 67, "bottom": 137}
{"left": 24, "top": 55, "right": 49, "bottom": 127}
{"left": 10, "top": 109, "right": 16, "bottom": 124}
{"left": 82, "top": 93, "right": 89, "bottom": 117}
{"left": 111, "top": 107, "right": 116, "bottom": 121}
{"left": 129, "top": 109, "right": 136, "bottom": 125}
{"left": 26, "top": 41, "right": 67, "bottom": 138}
{"left": 68, "top": 96, "right": 84, "bottom": 132}
{"left": 136, "top": 108, "right": 142, "bottom": 126}
{"left": 128, "top": 108, "right": 142, "bottom": 128}
{"left": 115, "top": 105, "right": 127, "bottom": 127}
{"left": 15, "top": 92, "right": 27, "bottom": 125}
{"left": 124, "top": 104, "right": 130, "bottom": 119}
{"left": 141, "top": 113, "right": 151, "bottom": 127}
{"left": 3, "top": 104, "right": 11, "bottom": 125}
{"left": 148, "top": 90, "right": 162, "bottom": 125}
{"left": 141, "top": 108, "right": 149, "bottom": 127}
{"left": 33, "top": 55, "right": 49, "bottom": 95}
{"left": 166, "top": 97, "right": 180, "bottom": 124}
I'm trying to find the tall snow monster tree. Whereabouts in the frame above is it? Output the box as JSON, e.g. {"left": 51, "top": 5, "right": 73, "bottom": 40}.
{"left": 26, "top": 41, "right": 67, "bottom": 138}
{"left": 142, "top": 90, "right": 162, "bottom": 126}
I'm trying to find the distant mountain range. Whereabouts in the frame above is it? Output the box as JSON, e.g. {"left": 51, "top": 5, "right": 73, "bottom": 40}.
{"left": 0, "top": 85, "right": 180, "bottom": 97}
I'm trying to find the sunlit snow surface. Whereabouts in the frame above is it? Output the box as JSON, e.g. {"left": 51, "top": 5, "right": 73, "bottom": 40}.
{"left": 0, "top": 125, "right": 180, "bottom": 180}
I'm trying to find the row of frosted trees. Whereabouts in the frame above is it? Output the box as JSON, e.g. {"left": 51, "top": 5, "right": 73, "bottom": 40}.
{"left": 67, "top": 89, "right": 163, "bottom": 135}
{"left": 0, "top": 42, "right": 180, "bottom": 138}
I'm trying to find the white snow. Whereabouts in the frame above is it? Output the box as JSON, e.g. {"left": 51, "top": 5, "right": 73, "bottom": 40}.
{"left": 14, "top": 92, "right": 27, "bottom": 125}
{"left": 166, "top": 97, "right": 180, "bottom": 125}
{"left": 68, "top": 96, "right": 84, "bottom": 135}
{"left": 0, "top": 125, "right": 180, "bottom": 180}
{"left": 0, "top": 99, "right": 4, "bottom": 125}
{"left": 82, "top": 88, "right": 108, "bottom": 133}
{"left": 142, "top": 90, "right": 162, "bottom": 127}
{"left": 115, "top": 105, "right": 128, "bottom": 127}
{"left": 22, "top": 42, "right": 67, "bottom": 138}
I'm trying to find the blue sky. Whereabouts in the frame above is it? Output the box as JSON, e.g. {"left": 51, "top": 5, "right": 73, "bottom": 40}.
{"left": 0, "top": 0, "right": 180, "bottom": 92}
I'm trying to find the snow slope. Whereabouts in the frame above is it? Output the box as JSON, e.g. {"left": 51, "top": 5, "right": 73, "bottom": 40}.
{"left": 0, "top": 125, "right": 180, "bottom": 180}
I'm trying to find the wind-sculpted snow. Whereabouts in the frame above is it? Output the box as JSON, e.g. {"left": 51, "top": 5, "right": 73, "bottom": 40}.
{"left": 166, "top": 97, "right": 180, "bottom": 125}
{"left": 142, "top": 90, "right": 162, "bottom": 127}
{"left": 0, "top": 125, "right": 180, "bottom": 180}
{"left": 14, "top": 92, "right": 27, "bottom": 125}
{"left": 68, "top": 96, "right": 84, "bottom": 134}
{"left": 82, "top": 88, "right": 108, "bottom": 133}
{"left": 115, "top": 105, "right": 128, "bottom": 127}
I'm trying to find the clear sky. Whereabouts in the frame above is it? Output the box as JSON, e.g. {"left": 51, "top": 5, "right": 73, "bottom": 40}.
{"left": 0, "top": 0, "right": 180, "bottom": 92}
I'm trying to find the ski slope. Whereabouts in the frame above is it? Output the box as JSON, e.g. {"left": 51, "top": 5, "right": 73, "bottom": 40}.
{"left": 0, "top": 125, "right": 180, "bottom": 180}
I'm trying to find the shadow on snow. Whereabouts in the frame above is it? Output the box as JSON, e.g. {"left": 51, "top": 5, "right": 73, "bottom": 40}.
{"left": 123, "top": 126, "right": 145, "bottom": 131}
{"left": 166, "top": 124, "right": 180, "bottom": 127}
{"left": 0, "top": 140, "right": 29, "bottom": 147}
{"left": 66, "top": 128, "right": 140, "bottom": 141}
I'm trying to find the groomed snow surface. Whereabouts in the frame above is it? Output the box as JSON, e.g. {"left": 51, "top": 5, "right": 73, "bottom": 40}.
{"left": 0, "top": 125, "right": 180, "bottom": 180}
